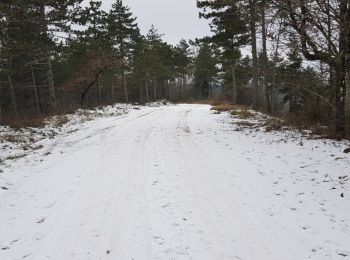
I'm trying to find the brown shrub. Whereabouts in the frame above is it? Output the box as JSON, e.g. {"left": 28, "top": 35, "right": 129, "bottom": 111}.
{"left": 182, "top": 97, "right": 232, "bottom": 106}
{"left": 230, "top": 109, "right": 254, "bottom": 119}
{"left": 235, "top": 121, "right": 256, "bottom": 128}
{"left": 263, "top": 118, "right": 284, "bottom": 132}
{"left": 53, "top": 115, "right": 69, "bottom": 128}
{"left": 211, "top": 104, "right": 238, "bottom": 112}
{"left": 5, "top": 117, "right": 46, "bottom": 129}
{"left": 0, "top": 134, "right": 25, "bottom": 143}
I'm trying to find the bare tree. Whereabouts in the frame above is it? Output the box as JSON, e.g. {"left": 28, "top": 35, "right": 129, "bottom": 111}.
{"left": 274, "top": 0, "right": 350, "bottom": 137}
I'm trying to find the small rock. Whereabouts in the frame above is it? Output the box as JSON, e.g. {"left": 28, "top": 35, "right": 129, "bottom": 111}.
{"left": 1, "top": 186, "right": 8, "bottom": 190}
{"left": 344, "top": 148, "right": 350, "bottom": 154}
{"left": 106, "top": 250, "right": 111, "bottom": 255}
{"left": 341, "top": 193, "right": 344, "bottom": 198}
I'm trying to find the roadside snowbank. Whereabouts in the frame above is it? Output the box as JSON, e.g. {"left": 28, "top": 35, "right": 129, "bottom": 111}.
{"left": 0, "top": 104, "right": 133, "bottom": 173}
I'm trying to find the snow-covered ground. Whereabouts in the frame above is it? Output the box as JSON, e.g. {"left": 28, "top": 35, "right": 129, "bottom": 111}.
{"left": 0, "top": 104, "right": 349, "bottom": 260}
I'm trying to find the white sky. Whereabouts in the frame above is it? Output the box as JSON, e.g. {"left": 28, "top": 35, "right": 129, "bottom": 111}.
{"left": 96, "top": 0, "right": 212, "bottom": 44}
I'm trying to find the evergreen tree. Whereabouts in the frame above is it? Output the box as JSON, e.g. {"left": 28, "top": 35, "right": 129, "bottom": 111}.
{"left": 0, "top": 0, "right": 83, "bottom": 115}
{"left": 193, "top": 43, "right": 218, "bottom": 99}
{"left": 197, "top": 0, "right": 248, "bottom": 102}
{"left": 76, "top": 1, "right": 108, "bottom": 48}
{"left": 106, "top": 0, "right": 140, "bottom": 102}
{"left": 173, "top": 39, "right": 192, "bottom": 99}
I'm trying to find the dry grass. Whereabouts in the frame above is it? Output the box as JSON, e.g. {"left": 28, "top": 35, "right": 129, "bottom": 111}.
{"left": 281, "top": 114, "right": 344, "bottom": 139}
{"left": 76, "top": 110, "right": 96, "bottom": 122}
{"left": 0, "top": 134, "right": 26, "bottom": 144}
{"left": 184, "top": 97, "right": 232, "bottom": 106}
{"left": 5, "top": 117, "right": 46, "bottom": 129}
{"left": 53, "top": 115, "right": 69, "bottom": 128}
{"left": 235, "top": 121, "right": 256, "bottom": 128}
{"left": 207, "top": 98, "right": 232, "bottom": 106}
{"left": 263, "top": 118, "right": 284, "bottom": 132}
{"left": 211, "top": 104, "right": 239, "bottom": 112}
{"left": 230, "top": 109, "right": 254, "bottom": 119}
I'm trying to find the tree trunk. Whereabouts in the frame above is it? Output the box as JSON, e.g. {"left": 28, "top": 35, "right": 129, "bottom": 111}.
{"left": 122, "top": 70, "right": 128, "bottom": 103}
{"left": 154, "top": 79, "right": 157, "bottom": 100}
{"left": 178, "top": 77, "right": 182, "bottom": 99}
{"left": 209, "top": 78, "right": 212, "bottom": 98}
{"left": 345, "top": 68, "right": 350, "bottom": 138}
{"left": 326, "top": 1, "right": 335, "bottom": 121}
{"left": 261, "top": 0, "right": 271, "bottom": 113}
{"left": 344, "top": 1, "right": 350, "bottom": 138}
{"left": 335, "top": 67, "right": 345, "bottom": 134}
{"left": 97, "top": 73, "right": 102, "bottom": 105}
{"left": 167, "top": 80, "right": 173, "bottom": 100}
{"left": 81, "top": 71, "right": 103, "bottom": 104}
{"left": 183, "top": 74, "right": 187, "bottom": 99}
{"left": 232, "top": 63, "right": 237, "bottom": 103}
{"left": 30, "top": 64, "right": 41, "bottom": 114}
{"left": 8, "top": 58, "right": 18, "bottom": 118}
{"left": 145, "top": 77, "right": 150, "bottom": 102}
{"left": 249, "top": 0, "right": 259, "bottom": 110}
{"left": 336, "top": 0, "right": 348, "bottom": 136}
{"left": 46, "top": 53, "right": 57, "bottom": 112}
{"left": 271, "top": 19, "right": 283, "bottom": 115}
{"left": 39, "top": 4, "right": 57, "bottom": 112}
{"left": 139, "top": 86, "right": 143, "bottom": 103}
{"left": 110, "top": 82, "right": 115, "bottom": 103}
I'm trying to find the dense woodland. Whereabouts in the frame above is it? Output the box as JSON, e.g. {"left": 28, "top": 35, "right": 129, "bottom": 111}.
{"left": 1, "top": 0, "right": 350, "bottom": 138}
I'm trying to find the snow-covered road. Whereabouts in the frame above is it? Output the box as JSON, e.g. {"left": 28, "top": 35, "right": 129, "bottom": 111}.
{"left": 1, "top": 104, "right": 350, "bottom": 260}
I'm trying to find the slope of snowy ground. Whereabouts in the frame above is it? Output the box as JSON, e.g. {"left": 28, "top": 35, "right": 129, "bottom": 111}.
{"left": 0, "top": 104, "right": 349, "bottom": 260}
{"left": 0, "top": 104, "right": 133, "bottom": 172}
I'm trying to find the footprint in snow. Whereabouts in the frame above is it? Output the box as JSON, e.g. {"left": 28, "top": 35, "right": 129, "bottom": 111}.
{"left": 337, "top": 250, "right": 350, "bottom": 257}
{"left": 153, "top": 236, "right": 165, "bottom": 245}
{"left": 301, "top": 225, "right": 311, "bottom": 230}
{"left": 10, "top": 239, "right": 20, "bottom": 245}
{"left": 36, "top": 217, "right": 46, "bottom": 224}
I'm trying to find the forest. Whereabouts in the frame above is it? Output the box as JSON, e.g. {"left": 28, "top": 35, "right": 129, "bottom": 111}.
{"left": 1, "top": 0, "right": 350, "bottom": 138}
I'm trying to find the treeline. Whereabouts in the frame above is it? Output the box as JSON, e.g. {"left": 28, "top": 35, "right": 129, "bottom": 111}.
{"left": 197, "top": 0, "right": 350, "bottom": 138}
{"left": 0, "top": 0, "right": 200, "bottom": 123}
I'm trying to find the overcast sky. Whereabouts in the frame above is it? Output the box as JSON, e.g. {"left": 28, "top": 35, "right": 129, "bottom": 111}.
{"left": 96, "top": 0, "right": 212, "bottom": 44}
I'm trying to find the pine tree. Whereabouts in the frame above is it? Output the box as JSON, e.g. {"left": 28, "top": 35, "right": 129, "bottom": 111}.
{"left": 0, "top": 0, "right": 83, "bottom": 116}
{"left": 107, "top": 0, "right": 140, "bottom": 102}
{"left": 197, "top": 0, "right": 248, "bottom": 103}
{"left": 193, "top": 43, "right": 218, "bottom": 99}
{"left": 173, "top": 39, "right": 191, "bottom": 99}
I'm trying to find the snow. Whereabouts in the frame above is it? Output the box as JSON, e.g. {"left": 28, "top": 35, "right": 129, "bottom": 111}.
{"left": 0, "top": 104, "right": 349, "bottom": 260}
{"left": 0, "top": 104, "right": 132, "bottom": 170}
